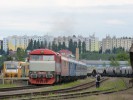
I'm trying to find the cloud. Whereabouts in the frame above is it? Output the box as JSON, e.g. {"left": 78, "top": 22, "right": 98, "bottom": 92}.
{"left": 1, "top": 0, "right": 133, "bottom": 9}
{"left": 105, "top": 19, "right": 126, "bottom": 25}
{"left": 0, "top": 0, "right": 133, "bottom": 39}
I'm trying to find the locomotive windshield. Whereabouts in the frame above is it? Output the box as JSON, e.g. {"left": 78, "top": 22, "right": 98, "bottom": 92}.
{"left": 30, "top": 55, "right": 54, "bottom": 61}
{"left": 6, "top": 64, "right": 18, "bottom": 69}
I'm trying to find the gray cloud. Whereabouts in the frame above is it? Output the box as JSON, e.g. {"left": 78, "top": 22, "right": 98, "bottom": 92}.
{"left": 0, "top": 0, "right": 133, "bottom": 39}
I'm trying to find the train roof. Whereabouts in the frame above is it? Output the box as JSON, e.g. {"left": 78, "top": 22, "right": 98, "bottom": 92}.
{"left": 82, "top": 60, "right": 128, "bottom": 65}
{"left": 4, "top": 61, "right": 19, "bottom": 66}
{"left": 30, "top": 49, "right": 57, "bottom": 55}
{"left": 61, "top": 56, "right": 86, "bottom": 66}
{"left": 4, "top": 61, "right": 19, "bottom": 63}
{"left": 4, "top": 61, "right": 26, "bottom": 64}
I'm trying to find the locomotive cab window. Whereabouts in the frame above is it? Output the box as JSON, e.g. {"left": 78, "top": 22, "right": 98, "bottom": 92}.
{"left": 6, "top": 64, "right": 17, "bottom": 69}
{"left": 43, "top": 55, "right": 54, "bottom": 61}
{"left": 30, "top": 55, "right": 54, "bottom": 61}
{"left": 30, "top": 55, "right": 42, "bottom": 61}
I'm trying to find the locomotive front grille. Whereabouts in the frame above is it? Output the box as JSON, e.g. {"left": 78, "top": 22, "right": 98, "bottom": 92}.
{"left": 37, "top": 74, "right": 45, "bottom": 78}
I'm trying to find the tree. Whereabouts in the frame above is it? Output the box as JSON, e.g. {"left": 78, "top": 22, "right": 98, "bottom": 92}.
{"left": 55, "top": 44, "right": 58, "bottom": 52}
{"left": 112, "top": 47, "right": 116, "bottom": 54}
{"left": 48, "top": 42, "right": 51, "bottom": 49}
{"left": 58, "top": 42, "right": 62, "bottom": 51}
{"left": 116, "top": 52, "right": 129, "bottom": 61}
{"left": 40, "top": 41, "right": 44, "bottom": 48}
{"left": 82, "top": 41, "right": 86, "bottom": 53}
{"left": 36, "top": 40, "right": 40, "bottom": 49}
{"left": 68, "top": 39, "right": 73, "bottom": 53}
{"left": 26, "top": 39, "right": 33, "bottom": 50}
{"left": 6, "top": 55, "right": 13, "bottom": 61}
{"left": 110, "top": 59, "right": 119, "bottom": 67}
{"left": 52, "top": 41, "right": 58, "bottom": 51}
{"left": 115, "top": 47, "right": 125, "bottom": 54}
{"left": 44, "top": 40, "right": 47, "bottom": 48}
{"left": 78, "top": 40, "right": 81, "bottom": 54}
{"left": 33, "top": 40, "right": 37, "bottom": 49}
{"left": 105, "top": 49, "right": 111, "bottom": 54}
{"left": 62, "top": 42, "right": 66, "bottom": 49}
{"left": 73, "top": 42, "right": 77, "bottom": 55}
{"left": 99, "top": 47, "right": 102, "bottom": 54}
{"left": 16, "top": 48, "right": 25, "bottom": 61}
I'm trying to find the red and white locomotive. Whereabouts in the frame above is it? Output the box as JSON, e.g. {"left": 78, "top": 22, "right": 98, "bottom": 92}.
{"left": 29, "top": 49, "right": 87, "bottom": 85}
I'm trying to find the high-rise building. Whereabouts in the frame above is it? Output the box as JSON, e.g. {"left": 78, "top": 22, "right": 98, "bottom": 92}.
{"left": 3, "top": 35, "right": 30, "bottom": 52}
{"left": 102, "top": 36, "right": 112, "bottom": 53}
{"left": 85, "top": 34, "right": 99, "bottom": 52}
{"left": 53, "top": 35, "right": 85, "bottom": 48}
{"left": 89, "top": 34, "right": 99, "bottom": 52}
{"left": 0, "top": 40, "right": 3, "bottom": 50}
{"left": 3, "top": 35, "right": 54, "bottom": 52}
{"left": 3, "top": 38, "right": 8, "bottom": 52}
{"left": 102, "top": 36, "right": 133, "bottom": 53}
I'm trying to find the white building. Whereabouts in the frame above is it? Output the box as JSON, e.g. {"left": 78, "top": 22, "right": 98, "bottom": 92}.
{"left": 85, "top": 34, "right": 100, "bottom": 52}
{"left": 0, "top": 40, "right": 3, "bottom": 50}
{"left": 102, "top": 36, "right": 133, "bottom": 53}
{"left": 3, "top": 35, "right": 54, "bottom": 52}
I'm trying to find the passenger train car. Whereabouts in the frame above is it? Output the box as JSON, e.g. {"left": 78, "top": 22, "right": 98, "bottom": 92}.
{"left": 3, "top": 61, "right": 29, "bottom": 78}
{"left": 28, "top": 49, "right": 87, "bottom": 85}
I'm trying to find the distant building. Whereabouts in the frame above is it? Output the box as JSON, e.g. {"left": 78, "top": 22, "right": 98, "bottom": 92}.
{"left": 54, "top": 35, "right": 85, "bottom": 48}
{"left": 3, "top": 35, "right": 54, "bottom": 52}
{"left": 85, "top": 34, "right": 100, "bottom": 52}
{"left": 3, "top": 35, "right": 30, "bottom": 52}
{"left": 102, "top": 36, "right": 133, "bottom": 53}
{"left": 0, "top": 40, "right": 3, "bottom": 50}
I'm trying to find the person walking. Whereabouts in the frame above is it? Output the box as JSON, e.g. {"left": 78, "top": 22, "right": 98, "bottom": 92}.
{"left": 95, "top": 73, "right": 101, "bottom": 88}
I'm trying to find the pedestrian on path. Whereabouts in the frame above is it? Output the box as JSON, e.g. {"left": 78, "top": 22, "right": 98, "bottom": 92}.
{"left": 95, "top": 73, "right": 101, "bottom": 88}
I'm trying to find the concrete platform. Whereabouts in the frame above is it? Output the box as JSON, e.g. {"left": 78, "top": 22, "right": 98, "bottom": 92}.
{"left": 0, "top": 77, "right": 29, "bottom": 80}
{"left": 0, "top": 77, "right": 29, "bottom": 84}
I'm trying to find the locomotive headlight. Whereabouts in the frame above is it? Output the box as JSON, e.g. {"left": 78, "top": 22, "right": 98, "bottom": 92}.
{"left": 29, "top": 71, "right": 32, "bottom": 74}
{"left": 33, "top": 72, "right": 37, "bottom": 74}
{"left": 46, "top": 71, "right": 53, "bottom": 78}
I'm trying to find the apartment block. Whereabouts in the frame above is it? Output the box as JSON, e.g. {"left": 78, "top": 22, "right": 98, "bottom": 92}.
{"left": 0, "top": 40, "right": 3, "bottom": 50}
{"left": 102, "top": 36, "right": 133, "bottom": 53}
{"left": 3, "top": 35, "right": 54, "bottom": 52}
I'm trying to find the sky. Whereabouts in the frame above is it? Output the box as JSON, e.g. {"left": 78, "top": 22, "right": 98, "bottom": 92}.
{"left": 0, "top": 0, "right": 133, "bottom": 40}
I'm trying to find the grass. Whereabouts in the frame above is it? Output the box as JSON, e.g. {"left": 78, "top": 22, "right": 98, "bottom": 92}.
{"left": 51, "top": 78, "right": 95, "bottom": 90}
{"left": 94, "top": 78, "right": 127, "bottom": 91}
{"left": 65, "top": 78, "right": 128, "bottom": 99}
{"left": 0, "top": 84, "right": 17, "bottom": 88}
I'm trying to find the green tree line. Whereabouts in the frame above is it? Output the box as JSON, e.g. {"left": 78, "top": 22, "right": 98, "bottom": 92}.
{"left": 26, "top": 39, "right": 86, "bottom": 55}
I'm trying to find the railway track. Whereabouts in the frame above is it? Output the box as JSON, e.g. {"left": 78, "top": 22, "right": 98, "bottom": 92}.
{"left": 0, "top": 78, "right": 108, "bottom": 100}
{"left": 0, "top": 85, "right": 49, "bottom": 92}
{"left": 27, "top": 87, "right": 131, "bottom": 100}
